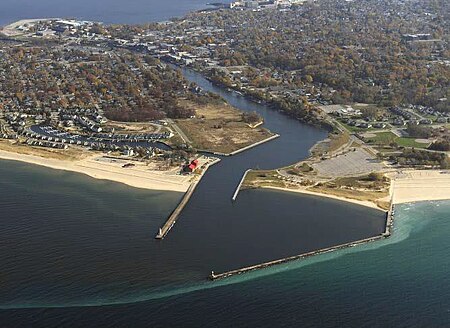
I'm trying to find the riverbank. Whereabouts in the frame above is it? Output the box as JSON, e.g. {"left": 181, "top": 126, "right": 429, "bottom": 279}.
{"left": 0, "top": 149, "right": 195, "bottom": 192}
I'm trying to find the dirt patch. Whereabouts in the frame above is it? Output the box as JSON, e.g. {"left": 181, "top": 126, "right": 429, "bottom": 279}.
{"left": 415, "top": 138, "right": 432, "bottom": 144}
{"left": 175, "top": 100, "right": 273, "bottom": 154}
{"left": 0, "top": 140, "right": 90, "bottom": 161}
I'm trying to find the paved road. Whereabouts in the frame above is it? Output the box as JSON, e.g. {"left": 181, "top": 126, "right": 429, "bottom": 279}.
{"left": 166, "top": 118, "right": 192, "bottom": 144}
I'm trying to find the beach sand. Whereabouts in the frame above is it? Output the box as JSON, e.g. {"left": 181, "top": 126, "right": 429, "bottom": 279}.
{"left": 0, "top": 149, "right": 197, "bottom": 193}
{"left": 260, "top": 186, "right": 385, "bottom": 211}
{"left": 391, "top": 170, "right": 450, "bottom": 204}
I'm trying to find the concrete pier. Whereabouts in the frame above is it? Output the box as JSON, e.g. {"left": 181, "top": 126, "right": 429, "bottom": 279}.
{"left": 210, "top": 208, "right": 395, "bottom": 280}
{"left": 198, "top": 134, "right": 280, "bottom": 157}
{"left": 229, "top": 134, "right": 280, "bottom": 156}
{"left": 232, "top": 169, "right": 251, "bottom": 201}
{"left": 156, "top": 157, "right": 220, "bottom": 240}
{"left": 155, "top": 181, "right": 198, "bottom": 239}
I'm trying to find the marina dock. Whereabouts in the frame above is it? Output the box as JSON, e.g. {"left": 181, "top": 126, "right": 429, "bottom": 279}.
{"left": 210, "top": 208, "right": 394, "bottom": 280}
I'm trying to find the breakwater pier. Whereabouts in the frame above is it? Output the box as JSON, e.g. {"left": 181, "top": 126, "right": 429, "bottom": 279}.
{"left": 210, "top": 207, "right": 394, "bottom": 280}
{"left": 155, "top": 181, "right": 198, "bottom": 239}
{"left": 232, "top": 169, "right": 251, "bottom": 201}
{"left": 198, "top": 134, "right": 280, "bottom": 157}
{"left": 156, "top": 157, "right": 220, "bottom": 239}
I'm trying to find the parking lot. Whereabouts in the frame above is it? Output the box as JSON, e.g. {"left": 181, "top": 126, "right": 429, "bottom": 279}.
{"left": 312, "top": 148, "right": 384, "bottom": 177}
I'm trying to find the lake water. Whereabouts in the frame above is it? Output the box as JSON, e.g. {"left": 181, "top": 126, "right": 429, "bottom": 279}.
{"left": 0, "top": 0, "right": 231, "bottom": 26}
{"left": 0, "top": 1, "right": 448, "bottom": 327}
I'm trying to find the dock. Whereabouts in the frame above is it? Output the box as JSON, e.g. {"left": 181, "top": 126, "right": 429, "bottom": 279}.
{"left": 232, "top": 169, "right": 251, "bottom": 201}
{"left": 156, "top": 157, "right": 220, "bottom": 239}
{"left": 210, "top": 208, "right": 395, "bottom": 280}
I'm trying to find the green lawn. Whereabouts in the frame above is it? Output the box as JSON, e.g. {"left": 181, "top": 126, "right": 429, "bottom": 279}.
{"left": 366, "top": 131, "right": 430, "bottom": 149}
{"left": 366, "top": 131, "right": 397, "bottom": 144}
{"left": 395, "top": 137, "right": 430, "bottom": 148}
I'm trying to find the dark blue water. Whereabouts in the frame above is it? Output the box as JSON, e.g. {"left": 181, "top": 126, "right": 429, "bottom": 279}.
{"left": 0, "top": 50, "right": 390, "bottom": 326}
{"left": 0, "top": 0, "right": 231, "bottom": 26}
{"left": 0, "top": 2, "right": 448, "bottom": 326}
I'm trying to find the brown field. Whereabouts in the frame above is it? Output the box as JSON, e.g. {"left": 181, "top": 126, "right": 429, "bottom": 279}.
{"left": 0, "top": 140, "right": 90, "bottom": 161}
{"left": 174, "top": 101, "right": 273, "bottom": 154}
{"left": 104, "top": 121, "right": 162, "bottom": 134}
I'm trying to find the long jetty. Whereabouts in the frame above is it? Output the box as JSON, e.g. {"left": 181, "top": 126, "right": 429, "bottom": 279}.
{"left": 229, "top": 134, "right": 280, "bottom": 156}
{"left": 155, "top": 181, "right": 198, "bottom": 239}
{"left": 156, "top": 157, "right": 220, "bottom": 239}
{"left": 232, "top": 169, "right": 251, "bottom": 201}
{"left": 198, "top": 134, "right": 280, "bottom": 157}
{"left": 210, "top": 207, "right": 395, "bottom": 280}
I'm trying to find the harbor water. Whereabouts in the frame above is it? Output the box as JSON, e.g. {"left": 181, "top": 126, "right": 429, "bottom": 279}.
{"left": 0, "top": 1, "right": 448, "bottom": 326}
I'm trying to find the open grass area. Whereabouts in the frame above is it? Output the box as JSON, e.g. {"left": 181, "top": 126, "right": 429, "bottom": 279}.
{"left": 395, "top": 137, "right": 430, "bottom": 148}
{"left": 365, "top": 131, "right": 430, "bottom": 149}
{"left": 174, "top": 100, "right": 273, "bottom": 154}
{"left": 366, "top": 131, "right": 397, "bottom": 144}
{"left": 243, "top": 169, "right": 288, "bottom": 188}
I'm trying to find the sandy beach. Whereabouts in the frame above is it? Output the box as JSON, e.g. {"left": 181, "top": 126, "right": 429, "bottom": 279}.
{"left": 0, "top": 149, "right": 197, "bottom": 193}
{"left": 260, "top": 186, "right": 385, "bottom": 211}
{"left": 391, "top": 170, "right": 450, "bottom": 204}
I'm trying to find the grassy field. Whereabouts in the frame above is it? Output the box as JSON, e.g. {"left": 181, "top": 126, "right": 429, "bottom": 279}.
{"left": 366, "top": 131, "right": 397, "bottom": 144}
{"left": 395, "top": 137, "right": 430, "bottom": 148}
{"left": 243, "top": 170, "right": 287, "bottom": 188}
{"left": 365, "top": 131, "right": 430, "bottom": 149}
{"left": 174, "top": 100, "right": 273, "bottom": 154}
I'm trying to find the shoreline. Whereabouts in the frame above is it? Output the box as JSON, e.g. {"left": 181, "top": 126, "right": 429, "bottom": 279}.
{"left": 0, "top": 149, "right": 193, "bottom": 193}
{"left": 258, "top": 185, "right": 385, "bottom": 211}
